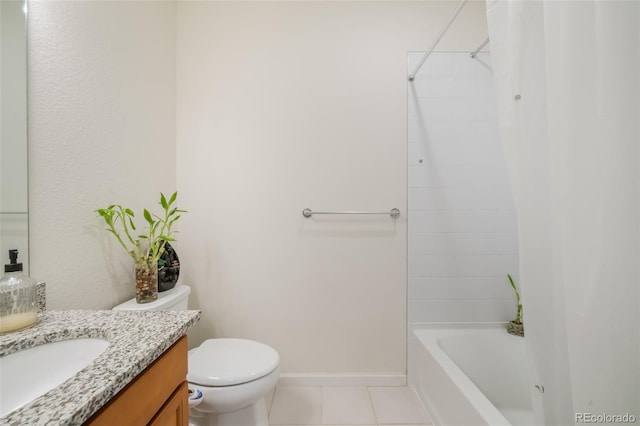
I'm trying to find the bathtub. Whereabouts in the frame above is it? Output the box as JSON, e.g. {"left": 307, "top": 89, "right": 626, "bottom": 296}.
{"left": 410, "top": 323, "right": 535, "bottom": 426}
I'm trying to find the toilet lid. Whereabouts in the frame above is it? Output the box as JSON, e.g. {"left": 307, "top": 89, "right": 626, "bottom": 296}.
{"left": 188, "top": 338, "right": 279, "bottom": 386}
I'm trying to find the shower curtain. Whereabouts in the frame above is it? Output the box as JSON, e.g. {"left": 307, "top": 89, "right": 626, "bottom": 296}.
{"left": 486, "top": 0, "right": 640, "bottom": 425}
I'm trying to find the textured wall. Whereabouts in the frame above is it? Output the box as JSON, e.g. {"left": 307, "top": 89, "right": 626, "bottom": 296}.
{"left": 176, "top": 1, "right": 488, "bottom": 375}
{"left": 28, "top": 0, "right": 176, "bottom": 309}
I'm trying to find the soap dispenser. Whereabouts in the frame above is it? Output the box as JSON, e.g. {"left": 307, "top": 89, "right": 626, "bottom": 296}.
{"left": 0, "top": 249, "right": 37, "bottom": 332}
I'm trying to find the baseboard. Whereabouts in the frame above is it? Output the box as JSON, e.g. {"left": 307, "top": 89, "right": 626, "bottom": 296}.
{"left": 277, "top": 373, "right": 407, "bottom": 387}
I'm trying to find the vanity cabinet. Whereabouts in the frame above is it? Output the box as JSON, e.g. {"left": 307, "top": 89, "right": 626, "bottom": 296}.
{"left": 85, "top": 336, "right": 188, "bottom": 426}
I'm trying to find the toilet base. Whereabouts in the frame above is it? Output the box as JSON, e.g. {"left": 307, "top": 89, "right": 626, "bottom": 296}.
{"left": 189, "top": 397, "right": 269, "bottom": 426}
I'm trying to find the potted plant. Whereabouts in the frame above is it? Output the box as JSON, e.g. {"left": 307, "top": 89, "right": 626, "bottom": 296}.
{"left": 506, "top": 274, "right": 524, "bottom": 337}
{"left": 96, "top": 192, "right": 185, "bottom": 303}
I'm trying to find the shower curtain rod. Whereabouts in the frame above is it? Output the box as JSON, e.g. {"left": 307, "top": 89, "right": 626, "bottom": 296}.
{"left": 470, "top": 37, "right": 490, "bottom": 58}
{"left": 408, "top": 0, "right": 468, "bottom": 81}
{"left": 408, "top": 0, "right": 489, "bottom": 81}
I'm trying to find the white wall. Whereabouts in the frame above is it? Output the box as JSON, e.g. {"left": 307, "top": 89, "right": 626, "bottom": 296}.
{"left": 1, "top": 0, "right": 29, "bottom": 272}
{"left": 177, "top": 1, "right": 488, "bottom": 375}
{"left": 28, "top": 0, "right": 176, "bottom": 309}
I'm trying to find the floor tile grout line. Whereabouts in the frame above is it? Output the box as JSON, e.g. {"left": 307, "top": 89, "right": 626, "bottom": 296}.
{"left": 407, "top": 384, "right": 434, "bottom": 425}
{"left": 365, "top": 385, "right": 382, "bottom": 426}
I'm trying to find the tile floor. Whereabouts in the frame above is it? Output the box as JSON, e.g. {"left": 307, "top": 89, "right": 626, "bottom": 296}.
{"left": 265, "top": 385, "right": 433, "bottom": 426}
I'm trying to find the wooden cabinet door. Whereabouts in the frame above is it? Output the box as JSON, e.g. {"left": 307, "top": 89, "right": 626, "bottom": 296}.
{"left": 149, "top": 381, "right": 189, "bottom": 426}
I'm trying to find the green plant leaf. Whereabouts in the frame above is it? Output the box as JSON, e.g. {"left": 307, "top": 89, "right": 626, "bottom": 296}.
{"left": 124, "top": 208, "right": 135, "bottom": 217}
{"left": 160, "top": 193, "right": 168, "bottom": 209}
{"left": 169, "top": 192, "right": 177, "bottom": 205}
{"left": 143, "top": 209, "right": 153, "bottom": 225}
{"left": 507, "top": 273, "right": 523, "bottom": 323}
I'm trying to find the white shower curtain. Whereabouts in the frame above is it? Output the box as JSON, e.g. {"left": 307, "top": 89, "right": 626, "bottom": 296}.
{"left": 486, "top": 0, "right": 640, "bottom": 425}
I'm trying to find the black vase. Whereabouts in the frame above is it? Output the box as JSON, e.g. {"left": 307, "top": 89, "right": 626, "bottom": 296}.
{"left": 158, "top": 242, "right": 180, "bottom": 292}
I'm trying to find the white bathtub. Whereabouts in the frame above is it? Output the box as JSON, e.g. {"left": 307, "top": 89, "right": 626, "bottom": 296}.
{"left": 411, "top": 323, "right": 535, "bottom": 426}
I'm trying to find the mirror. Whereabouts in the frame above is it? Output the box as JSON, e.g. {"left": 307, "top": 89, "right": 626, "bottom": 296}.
{"left": 0, "top": 0, "right": 29, "bottom": 272}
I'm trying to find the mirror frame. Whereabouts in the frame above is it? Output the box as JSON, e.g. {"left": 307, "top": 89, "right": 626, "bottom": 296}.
{"left": 0, "top": 0, "right": 29, "bottom": 272}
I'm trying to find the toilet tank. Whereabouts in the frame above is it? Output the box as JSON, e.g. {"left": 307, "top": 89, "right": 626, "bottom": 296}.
{"left": 112, "top": 285, "right": 191, "bottom": 311}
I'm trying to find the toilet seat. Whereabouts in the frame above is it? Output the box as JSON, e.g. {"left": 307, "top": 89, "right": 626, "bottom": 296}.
{"left": 188, "top": 338, "right": 279, "bottom": 387}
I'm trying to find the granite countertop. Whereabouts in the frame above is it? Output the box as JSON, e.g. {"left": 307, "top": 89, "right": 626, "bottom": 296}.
{"left": 0, "top": 309, "right": 201, "bottom": 426}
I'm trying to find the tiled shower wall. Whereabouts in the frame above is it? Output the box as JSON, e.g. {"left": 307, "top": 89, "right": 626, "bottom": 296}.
{"left": 407, "top": 52, "right": 518, "bottom": 327}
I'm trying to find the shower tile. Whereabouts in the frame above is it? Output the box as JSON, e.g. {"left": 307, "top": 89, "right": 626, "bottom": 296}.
{"left": 408, "top": 210, "right": 477, "bottom": 234}
{"left": 472, "top": 163, "right": 510, "bottom": 186}
{"left": 408, "top": 299, "right": 474, "bottom": 322}
{"left": 465, "top": 276, "right": 514, "bottom": 299}
{"left": 453, "top": 54, "right": 476, "bottom": 79}
{"left": 424, "top": 141, "right": 486, "bottom": 166}
{"left": 422, "top": 53, "right": 454, "bottom": 77}
{"left": 475, "top": 210, "right": 518, "bottom": 233}
{"left": 413, "top": 78, "right": 486, "bottom": 99}
{"left": 474, "top": 298, "right": 515, "bottom": 322}
{"left": 462, "top": 254, "right": 519, "bottom": 277}
{"left": 410, "top": 79, "right": 450, "bottom": 99}
{"left": 408, "top": 233, "right": 477, "bottom": 256}
{"left": 368, "top": 387, "right": 431, "bottom": 425}
{"left": 410, "top": 254, "right": 514, "bottom": 277}
{"left": 472, "top": 188, "right": 516, "bottom": 211}
{"left": 408, "top": 163, "right": 478, "bottom": 189}
{"left": 409, "top": 277, "right": 473, "bottom": 300}
{"left": 476, "top": 232, "right": 518, "bottom": 255}
{"left": 415, "top": 98, "right": 474, "bottom": 121}
{"left": 409, "top": 188, "right": 480, "bottom": 211}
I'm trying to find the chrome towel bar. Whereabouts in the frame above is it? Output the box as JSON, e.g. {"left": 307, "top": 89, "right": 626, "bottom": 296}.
{"left": 302, "top": 208, "right": 400, "bottom": 219}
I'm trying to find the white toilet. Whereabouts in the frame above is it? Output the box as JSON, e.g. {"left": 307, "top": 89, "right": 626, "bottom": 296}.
{"left": 113, "top": 285, "right": 280, "bottom": 426}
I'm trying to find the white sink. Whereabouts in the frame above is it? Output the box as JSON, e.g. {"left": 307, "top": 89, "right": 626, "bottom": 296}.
{"left": 0, "top": 337, "right": 109, "bottom": 416}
